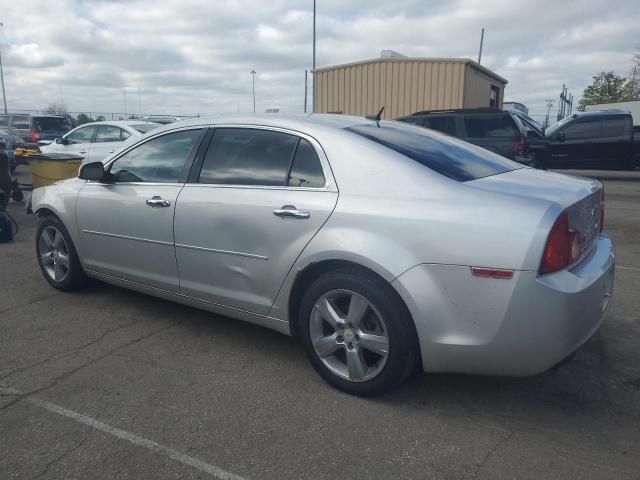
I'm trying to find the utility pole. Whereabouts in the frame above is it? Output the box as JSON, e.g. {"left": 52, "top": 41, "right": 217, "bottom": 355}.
{"left": 0, "top": 22, "right": 7, "bottom": 114}
{"left": 632, "top": 65, "right": 638, "bottom": 100}
{"left": 123, "top": 89, "right": 128, "bottom": 118}
{"left": 312, "top": 0, "right": 316, "bottom": 113}
{"left": 250, "top": 70, "right": 256, "bottom": 114}
{"left": 477, "top": 27, "right": 485, "bottom": 64}
{"left": 304, "top": 69, "right": 308, "bottom": 113}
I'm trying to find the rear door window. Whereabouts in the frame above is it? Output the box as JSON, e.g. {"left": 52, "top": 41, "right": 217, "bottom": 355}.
{"left": 464, "top": 115, "right": 516, "bottom": 138}
{"left": 422, "top": 116, "right": 456, "bottom": 136}
{"left": 346, "top": 121, "right": 520, "bottom": 182}
{"left": 95, "top": 125, "right": 124, "bottom": 142}
{"left": 199, "top": 128, "right": 298, "bottom": 186}
{"left": 288, "top": 138, "right": 325, "bottom": 188}
{"left": 600, "top": 118, "right": 630, "bottom": 138}
{"left": 33, "top": 117, "right": 71, "bottom": 132}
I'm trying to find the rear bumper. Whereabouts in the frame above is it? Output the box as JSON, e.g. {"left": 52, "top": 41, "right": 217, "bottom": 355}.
{"left": 392, "top": 234, "right": 615, "bottom": 376}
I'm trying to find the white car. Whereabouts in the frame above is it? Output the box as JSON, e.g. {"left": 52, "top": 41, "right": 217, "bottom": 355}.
{"left": 40, "top": 121, "right": 160, "bottom": 164}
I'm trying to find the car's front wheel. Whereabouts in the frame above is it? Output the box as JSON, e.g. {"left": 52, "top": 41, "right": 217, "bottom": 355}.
{"left": 36, "top": 215, "right": 87, "bottom": 291}
{"left": 299, "top": 268, "right": 417, "bottom": 396}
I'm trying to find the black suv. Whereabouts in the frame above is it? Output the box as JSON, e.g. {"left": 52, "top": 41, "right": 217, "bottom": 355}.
{"left": 397, "top": 108, "right": 542, "bottom": 165}
{"left": 0, "top": 114, "right": 73, "bottom": 144}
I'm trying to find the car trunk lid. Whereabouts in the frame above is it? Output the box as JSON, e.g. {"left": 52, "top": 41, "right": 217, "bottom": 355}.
{"left": 467, "top": 167, "right": 603, "bottom": 256}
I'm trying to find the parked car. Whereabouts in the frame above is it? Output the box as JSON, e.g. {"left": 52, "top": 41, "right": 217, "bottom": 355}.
{"left": 397, "top": 108, "right": 541, "bottom": 165}
{"left": 29, "top": 115, "right": 614, "bottom": 396}
{"left": 534, "top": 110, "right": 640, "bottom": 170}
{"left": 0, "top": 114, "right": 73, "bottom": 144}
{"left": 0, "top": 130, "right": 24, "bottom": 173}
{"left": 40, "top": 120, "right": 160, "bottom": 164}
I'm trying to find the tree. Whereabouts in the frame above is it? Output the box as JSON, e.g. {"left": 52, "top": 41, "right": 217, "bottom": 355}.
{"left": 577, "top": 72, "right": 633, "bottom": 111}
{"left": 95, "top": 115, "right": 106, "bottom": 121}
{"left": 44, "top": 103, "right": 68, "bottom": 115}
{"left": 76, "top": 113, "right": 94, "bottom": 125}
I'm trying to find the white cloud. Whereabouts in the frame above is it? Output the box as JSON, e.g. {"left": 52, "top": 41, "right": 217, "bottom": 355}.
{"left": 0, "top": 0, "right": 637, "bottom": 119}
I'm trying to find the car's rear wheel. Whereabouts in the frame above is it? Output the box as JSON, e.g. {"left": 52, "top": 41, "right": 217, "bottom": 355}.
{"left": 299, "top": 268, "right": 417, "bottom": 396}
{"left": 36, "top": 216, "right": 87, "bottom": 291}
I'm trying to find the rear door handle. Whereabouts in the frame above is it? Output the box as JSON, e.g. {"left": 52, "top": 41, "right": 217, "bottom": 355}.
{"left": 146, "top": 196, "right": 171, "bottom": 208}
{"left": 273, "top": 205, "right": 310, "bottom": 219}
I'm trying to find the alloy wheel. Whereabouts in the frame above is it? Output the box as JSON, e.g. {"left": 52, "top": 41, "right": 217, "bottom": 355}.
{"left": 38, "top": 226, "right": 70, "bottom": 283}
{"left": 309, "top": 289, "right": 390, "bottom": 382}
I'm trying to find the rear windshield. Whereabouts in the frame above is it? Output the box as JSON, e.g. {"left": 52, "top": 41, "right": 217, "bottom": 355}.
{"left": 345, "top": 121, "right": 521, "bottom": 182}
{"left": 33, "top": 117, "right": 72, "bottom": 132}
{"left": 132, "top": 123, "right": 160, "bottom": 133}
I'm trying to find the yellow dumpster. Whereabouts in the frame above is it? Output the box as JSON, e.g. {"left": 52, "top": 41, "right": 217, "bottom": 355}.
{"left": 20, "top": 153, "right": 84, "bottom": 189}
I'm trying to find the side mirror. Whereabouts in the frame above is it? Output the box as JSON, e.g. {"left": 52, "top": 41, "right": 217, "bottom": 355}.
{"left": 554, "top": 131, "right": 565, "bottom": 142}
{"left": 55, "top": 137, "right": 63, "bottom": 144}
{"left": 78, "top": 162, "right": 107, "bottom": 181}
{"left": 526, "top": 130, "right": 539, "bottom": 139}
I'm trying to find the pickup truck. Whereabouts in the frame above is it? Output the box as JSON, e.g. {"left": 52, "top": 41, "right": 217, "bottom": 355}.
{"left": 532, "top": 110, "right": 640, "bottom": 170}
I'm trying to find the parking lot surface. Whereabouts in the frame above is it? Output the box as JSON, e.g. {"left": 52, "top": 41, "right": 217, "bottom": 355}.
{"left": 1, "top": 169, "right": 640, "bottom": 479}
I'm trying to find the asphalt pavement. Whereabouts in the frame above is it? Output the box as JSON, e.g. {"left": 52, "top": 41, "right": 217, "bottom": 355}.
{"left": 1, "top": 168, "right": 639, "bottom": 479}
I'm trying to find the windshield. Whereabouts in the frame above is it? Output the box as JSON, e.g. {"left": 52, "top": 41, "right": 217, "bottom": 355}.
{"left": 545, "top": 116, "right": 574, "bottom": 137}
{"left": 346, "top": 121, "right": 521, "bottom": 182}
{"left": 132, "top": 123, "right": 160, "bottom": 133}
{"left": 33, "top": 116, "right": 72, "bottom": 132}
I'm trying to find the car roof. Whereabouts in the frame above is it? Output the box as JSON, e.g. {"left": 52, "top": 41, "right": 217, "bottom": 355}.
{"left": 145, "top": 113, "right": 376, "bottom": 136}
{"left": 404, "top": 108, "right": 507, "bottom": 117}
{"left": 571, "top": 109, "right": 631, "bottom": 118}
{"left": 75, "top": 120, "right": 161, "bottom": 128}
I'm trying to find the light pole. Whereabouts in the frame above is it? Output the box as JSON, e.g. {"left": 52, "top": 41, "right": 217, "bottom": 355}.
{"left": 0, "top": 22, "right": 7, "bottom": 114}
{"left": 312, "top": 0, "right": 316, "bottom": 113}
{"left": 250, "top": 69, "right": 256, "bottom": 114}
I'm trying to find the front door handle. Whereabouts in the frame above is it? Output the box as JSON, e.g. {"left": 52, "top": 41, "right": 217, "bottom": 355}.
{"left": 79, "top": 150, "right": 87, "bottom": 154}
{"left": 273, "top": 205, "right": 310, "bottom": 219}
{"left": 146, "top": 196, "right": 171, "bottom": 208}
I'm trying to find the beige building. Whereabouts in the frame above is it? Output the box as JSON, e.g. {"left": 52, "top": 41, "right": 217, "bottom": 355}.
{"left": 313, "top": 57, "right": 508, "bottom": 120}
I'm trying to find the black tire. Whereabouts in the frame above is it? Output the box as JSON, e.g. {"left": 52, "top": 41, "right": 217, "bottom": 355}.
{"left": 36, "top": 215, "right": 88, "bottom": 291}
{"left": 298, "top": 268, "right": 418, "bottom": 396}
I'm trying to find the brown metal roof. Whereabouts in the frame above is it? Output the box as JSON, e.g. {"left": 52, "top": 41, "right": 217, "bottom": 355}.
{"left": 313, "top": 57, "right": 508, "bottom": 85}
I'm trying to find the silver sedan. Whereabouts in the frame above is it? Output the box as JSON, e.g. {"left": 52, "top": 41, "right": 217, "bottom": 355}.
{"left": 29, "top": 114, "right": 615, "bottom": 396}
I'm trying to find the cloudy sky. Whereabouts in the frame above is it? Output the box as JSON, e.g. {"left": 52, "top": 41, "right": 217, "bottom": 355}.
{"left": 0, "top": 0, "right": 638, "bottom": 120}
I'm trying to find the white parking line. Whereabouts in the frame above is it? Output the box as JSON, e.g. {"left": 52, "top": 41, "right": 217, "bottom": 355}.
{"left": 18, "top": 395, "right": 248, "bottom": 480}
{"left": 617, "top": 265, "right": 640, "bottom": 271}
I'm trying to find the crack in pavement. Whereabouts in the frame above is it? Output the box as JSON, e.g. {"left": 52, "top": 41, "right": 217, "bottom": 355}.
{"left": 0, "top": 292, "right": 63, "bottom": 316}
{"left": 0, "top": 317, "right": 147, "bottom": 383}
{"left": 2, "top": 318, "right": 186, "bottom": 406}
{"left": 469, "top": 430, "right": 514, "bottom": 480}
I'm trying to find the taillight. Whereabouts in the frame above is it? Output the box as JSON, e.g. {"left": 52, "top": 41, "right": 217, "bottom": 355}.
{"left": 513, "top": 137, "right": 525, "bottom": 156}
{"left": 539, "top": 211, "right": 582, "bottom": 275}
{"left": 30, "top": 130, "right": 40, "bottom": 142}
{"left": 599, "top": 188, "right": 605, "bottom": 232}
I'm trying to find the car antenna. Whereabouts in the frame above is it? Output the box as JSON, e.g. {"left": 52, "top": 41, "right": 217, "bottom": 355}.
{"left": 365, "top": 106, "right": 385, "bottom": 126}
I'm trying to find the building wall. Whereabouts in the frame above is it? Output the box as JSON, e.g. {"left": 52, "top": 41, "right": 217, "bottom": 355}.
{"left": 463, "top": 65, "right": 505, "bottom": 109}
{"left": 314, "top": 59, "right": 468, "bottom": 119}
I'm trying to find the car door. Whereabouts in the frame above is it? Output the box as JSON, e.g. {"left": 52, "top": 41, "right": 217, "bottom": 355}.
{"left": 89, "top": 125, "right": 129, "bottom": 163}
{"left": 52, "top": 125, "right": 97, "bottom": 161}
{"left": 174, "top": 127, "right": 338, "bottom": 315}
{"left": 75, "top": 128, "right": 205, "bottom": 290}
{"left": 595, "top": 116, "right": 632, "bottom": 169}
{"left": 547, "top": 118, "right": 598, "bottom": 168}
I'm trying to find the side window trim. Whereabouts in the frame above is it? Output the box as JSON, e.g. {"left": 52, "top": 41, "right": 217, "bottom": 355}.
{"left": 104, "top": 127, "right": 206, "bottom": 185}
{"left": 284, "top": 137, "right": 302, "bottom": 186}
{"left": 186, "top": 125, "right": 335, "bottom": 191}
